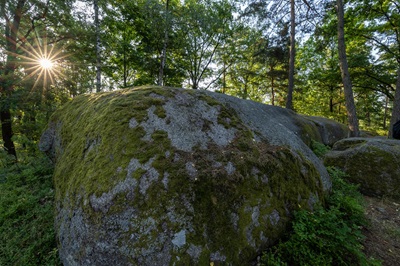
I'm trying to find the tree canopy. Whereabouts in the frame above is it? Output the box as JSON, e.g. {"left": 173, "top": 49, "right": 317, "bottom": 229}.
{"left": 1, "top": 0, "right": 400, "bottom": 159}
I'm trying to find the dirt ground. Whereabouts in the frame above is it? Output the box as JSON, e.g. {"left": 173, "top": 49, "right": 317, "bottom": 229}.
{"left": 363, "top": 196, "right": 400, "bottom": 266}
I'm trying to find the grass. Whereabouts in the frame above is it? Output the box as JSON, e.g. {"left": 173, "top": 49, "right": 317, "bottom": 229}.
{"left": 0, "top": 151, "right": 61, "bottom": 266}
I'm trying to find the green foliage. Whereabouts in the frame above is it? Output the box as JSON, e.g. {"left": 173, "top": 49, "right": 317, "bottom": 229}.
{"left": 0, "top": 154, "right": 60, "bottom": 266}
{"left": 261, "top": 167, "right": 380, "bottom": 266}
{"left": 311, "top": 140, "right": 331, "bottom": 158}
{"left": 222, "top": 22, "right": 289, "bottom": 106}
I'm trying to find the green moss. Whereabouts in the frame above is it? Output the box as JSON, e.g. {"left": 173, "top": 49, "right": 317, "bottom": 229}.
{"left": 158, "top": 131, "right": 324, "bottom": 263}
{"left": 187, "top": 90, "right": 221, "bottom": 107}
{"left": 154, "top": 105, "right": 167, "bottom": 119}
{"left": 198, "top": 250, "right": 212, "bottom": 265}
{"left": 324, "top": 143, "right": 400, "bottom": 200}
{"left": 49, "top": 87, "right": 326, "bottom": 264}
{"left": 293, "top": 119, "right": 322, "bottom": 147}
{"left": 50, "top": 88, "right": 174, "bottom": 201}
{"left": 333, "top": 139, "right": 367, "bottom": 151}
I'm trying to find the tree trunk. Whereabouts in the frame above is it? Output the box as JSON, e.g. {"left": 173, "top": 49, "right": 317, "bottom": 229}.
{"left": 244, "top": 82, "right": 248, "bottom": 100}
{"left": 0, "top": 0, "right": 25, "bottom": 159}
{"left": 269, "top": 65, "right": 276, "bottom": 106}
{"left": 123, "top": 42, "right": 127, "bottom": 87}
{"left": 329, "top": 86, "right": 334, "bottom": 112}
{"left": 286, "top": 0, "right": 295, "bottom": 110}
{"left": 94, "top": 0, "right": 101, "bottom": 92}
{"left": 383, "top": 95, "right": 389, "bottom": 129}
{"left": 222, "top": 60, "right": 226, "bottom": 93}
{"left": 336, "top": 0, "right": 360, "bottom": 137}
{"left": 366, "top": 110, "right": 371, "bottom": 127}
{"left": 123, "top": 26, "right": 128, "bottom": 88}
{"left": 389, "top": 67, "right": 400, "bottom": 138}
{"left": 192, "top": 78, "right": 198, "bottom": 90}
{"left": 0, "top": 108, "right": 17, "bottom": 159}
{"left": 158, "top": 0, "right": 170, "bottom": 86}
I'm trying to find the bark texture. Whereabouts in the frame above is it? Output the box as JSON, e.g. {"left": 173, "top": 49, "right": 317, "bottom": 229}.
{"left": 286, "top": 0, "right": 295, "bottom": 110}
{"left": 0, "top": 0, "right": 26, "bottom": 159}
{"left": 0, "top": 108, "right": 17, "bottom": 158}
{"left": 94, "top": 0, "right": 102, "bottom": 92}
{"left": 336, "top": 0, "right": 360, "bottom": 137}
{"left": 158, "top": 0, "right": 170, "bottom": 86}
{"left": 388, "top": 68, "right": 400, "bottom": 138}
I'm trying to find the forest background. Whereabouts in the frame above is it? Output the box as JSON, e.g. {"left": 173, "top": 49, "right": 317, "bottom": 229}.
{"left": 0, "top": 0, "right": 399, "bottom": 264}
{"left": 1, "top": 0, "right": 400, "bottom": 161}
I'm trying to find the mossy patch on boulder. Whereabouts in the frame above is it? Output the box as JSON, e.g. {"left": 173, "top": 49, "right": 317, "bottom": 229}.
{"left": 40, "top": 86, "right": 330, "bottom": 265}
{"left": 301, "top": 116, "right": 350, "bottom": 146}
{"left": 324, "top": 137, "right": 400, "bottom": 200}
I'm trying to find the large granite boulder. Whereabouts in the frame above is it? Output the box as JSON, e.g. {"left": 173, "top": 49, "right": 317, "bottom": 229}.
{"left": 324, "top": 137, "right": 400, "bottom": 200}
{"left": 40, "top": 86, "right": 334, "bottom": 265}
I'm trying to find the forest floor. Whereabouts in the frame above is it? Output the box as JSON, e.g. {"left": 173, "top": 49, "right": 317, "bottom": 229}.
{"left": 363, "top": 196, "right": 400, "bottom": 266}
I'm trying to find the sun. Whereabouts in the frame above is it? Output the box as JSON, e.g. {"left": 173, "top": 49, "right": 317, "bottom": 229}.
{"left": 39, "top": 58, "right": 54, "bottom": 70}
{"left": 14, "top": 36, "right": 68, "bottom": 89}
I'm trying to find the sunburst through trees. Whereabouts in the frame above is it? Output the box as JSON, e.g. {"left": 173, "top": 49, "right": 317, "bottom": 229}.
{"left": 17, "top": 36, "right": 67, "bottom": 89}
{"left": 38, "top": 58, "right": 54, "bottom": 70}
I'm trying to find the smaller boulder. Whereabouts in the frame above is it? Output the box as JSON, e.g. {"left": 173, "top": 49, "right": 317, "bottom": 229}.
{"left": 324, "top": 137, "right": 400, "bottom": 200}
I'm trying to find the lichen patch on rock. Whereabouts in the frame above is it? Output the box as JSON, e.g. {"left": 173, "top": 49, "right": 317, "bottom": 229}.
{"left": 137, "top": 92, "right": 237, "bottom": 152}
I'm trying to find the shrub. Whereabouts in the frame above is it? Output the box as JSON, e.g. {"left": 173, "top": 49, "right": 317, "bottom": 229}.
{"left": 0, "top": 154, "right": 60, "bottom": 266}
{"left": 261, "top": 167, "right": 380, "bottom": 266}
{"left": 311, "top": 140, "right": 331, "bottom": 158}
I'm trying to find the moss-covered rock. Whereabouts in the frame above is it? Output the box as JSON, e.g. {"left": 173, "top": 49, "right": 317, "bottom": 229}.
{"left": 300, "top": 116, "right": 349, "bottom": 146}
{"left": 40, "top": 86, "right": 330, "bottom": 265}
{"left": 324, "top": 137, "right": 400, "bottom": 200}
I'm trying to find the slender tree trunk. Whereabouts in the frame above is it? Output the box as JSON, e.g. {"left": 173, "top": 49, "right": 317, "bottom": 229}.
{"left": 192, "top": 78, "right": 198, "bottom": 90}
{"left": 244, "top": 82, "right": 248, "bottom": 100}
{"left": 286, "top": 0, "right": 295, "bottom": 110}
{"left": 336, "top": 0, "right": 360, "bottom": 137}
{"left": 1, "top": 108, "right": 17, "bottom": 159}
{"left": 222, "top": 60, "right": 226, "bottom": 93}
{"left": 123, "top": 43, "right": 127, "bottom": 87}
{"left": 329, "top": 86, "right": 334, "bottom": 112}
{"left": 383, "top": 95, "right": 389, "bottom": 129}
{"left": 94, "top": 0, "right": 101, "bottom": 92}
{"left": 158, "top": 0, "right": 170, "bottom": 86}
{"left": 269, "top": 65, "right": 275, "bottom": 106}
{"left": 389, "top": 67, "right": 400, "bottom": 138}
{"left": 338, "top": 87, "right": 343, "bottom": 121}
{"left": 0, "top": 0, "right": 25, "bottom": 159}
{"left": 123, "top": 30, "right": 127, "bottom": 87}
{"left": 271, "top": 83, "right": 275, "bottom": 106}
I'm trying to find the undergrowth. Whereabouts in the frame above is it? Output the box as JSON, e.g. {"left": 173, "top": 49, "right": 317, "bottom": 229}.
{"left": 310, "top": 140, "right": 331, "bottom": 158}
{"left": 261, "top": 167, "right": 380, "bottom": 266}
{"left": 0, "top": 151, "right": 60, "bottom": 266}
